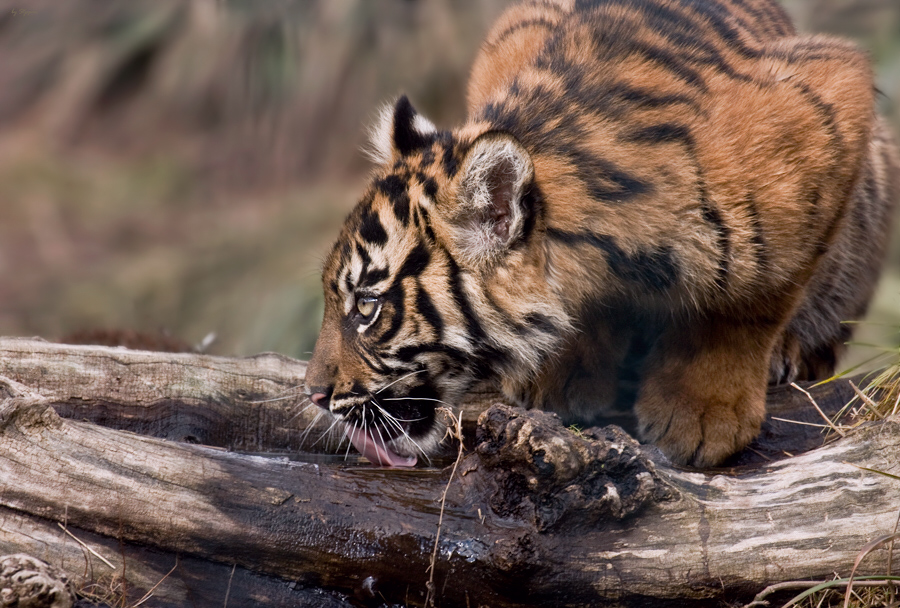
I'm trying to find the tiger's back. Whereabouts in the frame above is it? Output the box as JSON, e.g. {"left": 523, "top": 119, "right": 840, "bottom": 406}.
{"left": 306, "top": 0, "right": 899, "bottom": 467}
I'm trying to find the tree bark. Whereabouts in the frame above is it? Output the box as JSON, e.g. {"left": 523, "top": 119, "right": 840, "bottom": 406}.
{"left": 0, "top": 337, "right": 896, "bottom": 607}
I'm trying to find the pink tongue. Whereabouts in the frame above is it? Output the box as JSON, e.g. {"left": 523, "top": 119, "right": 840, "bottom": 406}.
{"left": 347, "top": 427, "right": 417, "bottom": 467}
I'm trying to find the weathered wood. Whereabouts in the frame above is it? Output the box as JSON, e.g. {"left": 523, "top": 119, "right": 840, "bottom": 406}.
{"left": 0, "top": 337, "right": 498, "bottom": 454}
{"left": 0, "top": 338, "right": 897, "bottom": 607}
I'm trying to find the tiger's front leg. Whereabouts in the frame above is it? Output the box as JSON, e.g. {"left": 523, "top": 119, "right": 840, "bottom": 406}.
{"left": 634, "top": 316, "right": 780, "bottom": 467}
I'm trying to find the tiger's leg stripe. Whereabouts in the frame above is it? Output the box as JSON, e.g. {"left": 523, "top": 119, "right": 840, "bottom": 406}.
{"left": 618, "top": 120, "right": 731, "bottom": 290}
{"left": 546, "top": 228, "right": 680, "bottom": 291}
{"left": 700, "top": 200, "right": 732, "bottom": 291}
{"left": 786, "top": 82, "right": 843, "bottom": 156}
{"left": 742, "top": 193, "right": 769, "bottom": 274}
{"left": 563, "top": 144, "right": 652, "bottom": 202}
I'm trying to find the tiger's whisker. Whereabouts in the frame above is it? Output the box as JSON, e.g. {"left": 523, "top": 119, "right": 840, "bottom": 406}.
{"left": 381, "top": 396, "right": 454, "bottom": 407}
{"left": 344, "top": 420, "right": 357, "bottom": 461}
{"left": 375, "top": 369, "right": 426, "bottom": 394}
{"left": 249, "top": 392, "right": 309, "bottom": 404}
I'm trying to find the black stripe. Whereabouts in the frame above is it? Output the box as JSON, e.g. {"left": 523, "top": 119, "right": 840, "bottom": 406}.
{"left": 361, "top": 266, "right": 388, "bottom": 287}
{"left": 561, "top": 143, "right": 651, "bottom": 202}
{"left": 613, "top": 84, "right": 701, "bottom": 112}
{"left": 547, "top": 228, "right": 679, "bottom": 291}
{"left": 700, "top": 202, "right": 731, "bottom": 291}
{"left": 625, "top": 39, "right": 709, "bottom": 91}
{"left": 415, "top": 283, "right": 444, "bottom": 338}
{"left": 392, "top": 95, "right": 432, "bottom": 156}
{"left": 790, "top": 81, "right": 843, "bottom": 155}
{"left": 422, "top": 176, "right": 438, "bottom": 199}
{"left": 665, "top": 0, "right": 763, "bottom": 60}
{"left": 358, "top": 207, "right": 388, "bottom": 246}
{"left": 418, "top": 206, "right": 437, "bottom": 242}
{"left": 523, "top": 312, "right": 559, "bottom": 336}
{"left": 355, "top": 242, "right": 372, "bottom": 269}
{"left": 489, "top": 17, "right": 557, "bottom": 48}
{"left": 393, "top": 342, "right": 470, "bottom": 366}
{"left": 621, "top": 123, "right": 693, "bottom": 146}
{"left": 357, "top": 348, "right": 392, "bottom": 376}
{"left": 445, "top": 254, "right": 487, "bottom": 343}
{"left": 743, "top": 193, "right": 768, "bottom": 272}
{"left": 556, "top": 58, "right": 705, "bottom": 120}
{"left": 375, "top": 174, "right": 411, "bottom": 225}
{"left": 394, "top": 241, "right": 431, "bottom": 283}
{"left": 378, "top": 288, "right": 405, "bottom": 344}
{"left": 438, "top": 133, "right": 458, "bottom": 178}
{"left": 728, "top": 0, "right": 795, "bottom": 37}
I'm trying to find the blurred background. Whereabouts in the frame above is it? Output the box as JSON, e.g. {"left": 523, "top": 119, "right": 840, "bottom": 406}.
{"left": 0, "top": 0, "right": 896, "bottom": 369}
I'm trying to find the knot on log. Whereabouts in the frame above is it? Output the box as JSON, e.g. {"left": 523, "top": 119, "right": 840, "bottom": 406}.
{"left": 0, "top": 554, "right": 74, "bottom": 608}
{"left": 474, "top": 405, "right": 673, "bottom": 531}
{"left": 0, "top": 377, "right": 58, "bottom": 434}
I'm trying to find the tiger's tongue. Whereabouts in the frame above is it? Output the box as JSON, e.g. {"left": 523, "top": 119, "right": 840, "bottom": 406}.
{"left": 347, "top": 427, "right": 417, "bottom": 467}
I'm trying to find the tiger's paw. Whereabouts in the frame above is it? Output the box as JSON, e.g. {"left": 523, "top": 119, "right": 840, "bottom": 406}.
{"left": 637, "top": 397, "right": 765, "bottom": 468}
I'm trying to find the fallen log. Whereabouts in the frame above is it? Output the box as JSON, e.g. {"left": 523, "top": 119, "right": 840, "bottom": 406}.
{"left": 0, "top": 337, "right": 897, "bottom": 607}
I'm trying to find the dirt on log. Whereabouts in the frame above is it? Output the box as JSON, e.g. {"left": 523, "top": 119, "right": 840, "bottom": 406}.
{"left": 0, "top": 337, "right": 897, "bottom": 608}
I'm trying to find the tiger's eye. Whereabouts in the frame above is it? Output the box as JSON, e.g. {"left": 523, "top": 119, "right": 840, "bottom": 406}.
{"left": 356, "top": 296, "right": 378, "bottom": 320}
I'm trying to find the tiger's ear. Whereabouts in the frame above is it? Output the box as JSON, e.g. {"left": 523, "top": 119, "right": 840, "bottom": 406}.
{"left": 368, "top": 95, "right": 437, "bottom": 165}
{"left": 452, "top": 132, "right": 535, "bottom": 266}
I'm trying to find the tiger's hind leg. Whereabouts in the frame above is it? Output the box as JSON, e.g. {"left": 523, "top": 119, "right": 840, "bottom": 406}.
{"left": 770, "top": 117, "right": 900, "bottom": 384}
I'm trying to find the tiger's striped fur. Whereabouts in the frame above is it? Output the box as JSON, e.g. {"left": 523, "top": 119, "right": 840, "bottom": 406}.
{"left": 306, "top": 0, "right": 899, "bottom": 467}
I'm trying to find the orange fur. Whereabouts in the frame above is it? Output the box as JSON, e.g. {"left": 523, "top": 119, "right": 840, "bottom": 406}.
{"left": 307, "top": 0, "right": 898, "bottom": 467}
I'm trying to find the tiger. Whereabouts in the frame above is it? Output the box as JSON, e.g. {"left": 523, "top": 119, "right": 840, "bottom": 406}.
{"left": 305, "top": 0, "right": 899, "bottom": 468}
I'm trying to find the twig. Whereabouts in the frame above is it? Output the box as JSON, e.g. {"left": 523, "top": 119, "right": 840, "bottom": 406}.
{"left": 849, "top": 380, "right": 883, "bottom": 419}
{"left": 224, "top": 563, "right": 236, "bottom": 608}
{"left": 791, "top": 382, "right": 847, "bottom": 437}
{"left": 771, "top": 417, "right": 829, "bottom": 428}
{"left": 745, "top": 578, "right": 900, "bottom": 608}
{"left": 425, "top": 408, "right": 464, "bottom": 608}
{"left": 133, "top": 558, "right": 178, "bottom": 606}
{"left": 57, "top": 522, "right": 115, "bottom": 569}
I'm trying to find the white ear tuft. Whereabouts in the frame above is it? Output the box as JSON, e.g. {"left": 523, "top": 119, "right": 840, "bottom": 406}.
{"left": 365, "top": 95, "right": 438, "bottom": 165}
{"left": 454, "top": 133, "right": 534, "bottom": 266}
{"left": 366, "top": 102, "right": 396, "bottom": 166}
{"left": 412, "top": 113, "right": 437, "bottom": 137}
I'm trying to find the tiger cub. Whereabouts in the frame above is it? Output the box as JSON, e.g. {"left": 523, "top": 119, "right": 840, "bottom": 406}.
{"left": 306, "top": 0, "right": 899, "bottom": 467}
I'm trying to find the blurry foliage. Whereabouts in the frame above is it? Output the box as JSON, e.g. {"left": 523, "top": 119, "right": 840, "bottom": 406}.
{"left": 0, "top": 0, "right": 896, "bottom": 362}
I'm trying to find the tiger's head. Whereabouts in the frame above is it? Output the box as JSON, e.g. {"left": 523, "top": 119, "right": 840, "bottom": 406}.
{"left": 305, "top": 96, "right": 569, "bottom": 466}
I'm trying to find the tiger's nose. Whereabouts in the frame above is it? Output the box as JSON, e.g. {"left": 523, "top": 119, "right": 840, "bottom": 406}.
{"left": 310, "top": 391, "right": 330, "bottom": 409}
